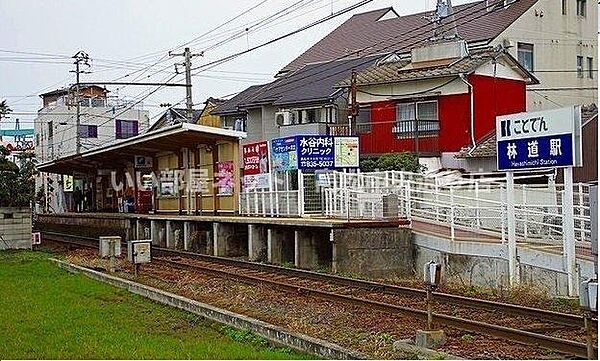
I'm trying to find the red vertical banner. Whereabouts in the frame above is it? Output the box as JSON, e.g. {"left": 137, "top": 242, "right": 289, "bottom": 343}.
{"left": 242, "top": 141, "right": 271, "bottom": 190}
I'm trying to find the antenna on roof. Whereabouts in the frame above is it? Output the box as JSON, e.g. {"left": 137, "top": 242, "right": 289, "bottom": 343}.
{"left": 426, "top": 0, "right": 459, "bottom": 40}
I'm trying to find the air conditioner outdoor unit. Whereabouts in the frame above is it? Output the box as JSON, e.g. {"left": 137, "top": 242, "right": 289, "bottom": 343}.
{"left": 276, "top": 111, "right": 295, "bottom": 126}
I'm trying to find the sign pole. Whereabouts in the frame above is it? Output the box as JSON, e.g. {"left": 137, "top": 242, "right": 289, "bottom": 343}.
{"left": 562, "top": 166, "right": 578, "bottom": 296}
{"left": 297, "top": 169, "right": 304, "bottom": 216}
{"left": 506, "top": 171, "right": 518, "bottom": 286}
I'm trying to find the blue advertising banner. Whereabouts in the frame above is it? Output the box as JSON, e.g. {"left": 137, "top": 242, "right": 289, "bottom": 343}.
{"left": 271, "top": 137, "right": 297, "bottom": 172}
{"left": 296, "top": 135, "right": 334, "bottom": 170}
{"left": 496, "top": 106, "right": 581, "bottom": 172}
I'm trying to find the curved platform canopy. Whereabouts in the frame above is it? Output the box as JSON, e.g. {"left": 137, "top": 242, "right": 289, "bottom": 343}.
{"left": 37, "top": 122, "right": 246, "bottom": 174}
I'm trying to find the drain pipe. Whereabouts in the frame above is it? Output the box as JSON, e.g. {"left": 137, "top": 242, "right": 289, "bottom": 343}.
{"left": 459, "top": 73, "right": 476, "bottom": 153}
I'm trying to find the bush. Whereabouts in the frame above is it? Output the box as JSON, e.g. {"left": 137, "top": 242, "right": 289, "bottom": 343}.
{"left": 360, "top": 152, "right": 426, "bottom": 173}
{"left": 0, "top": 146, "right": 37, "bottom": 207}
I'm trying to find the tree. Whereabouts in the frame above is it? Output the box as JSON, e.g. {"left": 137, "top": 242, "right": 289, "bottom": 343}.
{"left": 0, "top": 99, "right": 12, "bottom": 118}
{"left": 360, "top": 152, "right": 426, "bottom": 173}
{"left": 0, "top": 146, "right": 38, "bottom": 207}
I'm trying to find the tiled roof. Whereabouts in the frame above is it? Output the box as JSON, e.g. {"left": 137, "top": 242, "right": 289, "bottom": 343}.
{"left": 336, "top": 47, "right": 537, "bottom": 87}
{"left": 210, "top": 84, "right": 266, "bottom": 116}
{"left": 213, "top": 56, "right": 378, "bottom": 112}
{"left": 279, "top": 0, "right": 538, "bottom": 74}
{"left": 149, "top": 107, "right": 203, "bottom": 131}
{"left": 241, "top": 56, "right": 378, "bottom": 107}
{"left": 456, "top": 105, "right": 599, "bottom": 158}
{"left": 455, "top": 131, "right": 497, "bottom": 158}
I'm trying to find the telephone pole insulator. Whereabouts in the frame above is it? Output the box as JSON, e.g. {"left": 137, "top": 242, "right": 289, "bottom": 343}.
{"left": 169, "top": 48, "right": 202, "bottom": 123}
{"left": 70, "top": 50, "right": 91, "bottom": 154}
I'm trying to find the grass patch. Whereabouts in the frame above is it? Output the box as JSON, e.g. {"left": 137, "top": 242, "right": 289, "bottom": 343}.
{"left": 0, "top": 250, "right": 312, "bottom": 359}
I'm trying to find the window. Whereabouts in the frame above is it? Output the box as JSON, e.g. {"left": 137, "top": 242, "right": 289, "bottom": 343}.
{"left": 394, "top": 101, "right": 439, "bottom": 138}
{"left": 305, "top": 109, "right": 318, "bottom": 123}
{"left": 561, "top": 0, "right": 567, "bottom": 15}
{"left": 78, "top": 124, "right": 98, "bottom": 138}
{"left": 577, "top": 56, "right": 584, "bottom": 78}
{"left": 588, "top": 57, "right": 594, "bottom": 78}
{"left": 47, "top": 121, "right": 53, "bottom": 140}
{"left": 395, "top": 103, "right": 416, "bottom": 137}
{"left": 115, "top": 119, "right": 138, "bottom": 139}
{"left": 517, "top": 43, "right": 534, "bottom": 72}
{"left": 576, "top": 0, "right": 586, "bottom": 17}
{"left": 355, "top": 107, "right": 371, "bottom": 134}
{"left": 233, "top": 117, "right": 246, "bottom": 131}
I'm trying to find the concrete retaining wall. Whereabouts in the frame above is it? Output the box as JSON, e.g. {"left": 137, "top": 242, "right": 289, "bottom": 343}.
{"left": 412, "top": 232, "right": 595, "bottom": 296}
{"left": 0, "top": 207, "right": 31, "bottom": 250}
{"left": 52, "top": 259, "right": 366, "bottom": 360}
{"left": 36, "top": 213, "right": 130, "bottom": 241}
{"left": 332, "top": 227, "right": 413, "bottom": 278}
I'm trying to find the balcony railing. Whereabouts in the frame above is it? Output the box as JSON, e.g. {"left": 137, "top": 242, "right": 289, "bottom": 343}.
{"left": 328, "top": 124, "right": 350, "bottom": 136}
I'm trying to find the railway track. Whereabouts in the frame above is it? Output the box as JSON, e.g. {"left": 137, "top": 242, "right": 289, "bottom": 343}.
{"left": 41, "top": 231, "right": 598, "bottom": 359}
{"left": 153, "top": 247, "right": 592, "bottom": 329}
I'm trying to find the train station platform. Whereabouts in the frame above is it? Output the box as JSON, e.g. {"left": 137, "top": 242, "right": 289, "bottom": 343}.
{"left": 36, "top": 210, "right": 596, "bottom": 296}
{"left": 36, "top": 212, "right": 412, "bottom": 278}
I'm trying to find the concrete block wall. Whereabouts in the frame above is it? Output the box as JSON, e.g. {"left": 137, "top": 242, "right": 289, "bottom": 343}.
{"left": 213, "top": 222, "right": 248, "bottom": 257}
{"left": 248, "top": 225, "right": 267, "bottom": 262}
{"left": 267, "top": 227, "right": 295, "bottom": 265}
{"left": 295, "top": 229, "right": 332, "bottom": 270}
{"left": 166, "top": 221, "right": 184, "bottom": 250}
{"left": 186, "top": 222, "right": 212, "bottom": 254}
{"left": 414, "top": 246, "right": 572, "bottom": 296}
{"left": 0, "top": 207, "right": 32, "bottom": 250}
{"left": 35, "top": 214, "right": 130, "bottom": 241}
{"left": 332, "top": 227, "right": 413, "bottom": 278}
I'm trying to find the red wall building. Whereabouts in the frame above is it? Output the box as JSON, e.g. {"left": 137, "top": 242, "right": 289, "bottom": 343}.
{"left": 358, "top": 74, "right": 527, "bottom": 156}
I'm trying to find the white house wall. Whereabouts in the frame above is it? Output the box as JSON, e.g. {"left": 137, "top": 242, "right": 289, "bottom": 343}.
{"left": 35, "top": 105, "right": 149, "bottom": 162}
{"left": 34, "top": 104, "right": 149, "bottom": 213}
{"left": 355, "top": 76, "right": 468, "bottom": 104}
{"left": 473, "top": 58, "right": 530, "bottom": 81}
{"left": 491, "top": 0, "right": 598, "bottom": 110}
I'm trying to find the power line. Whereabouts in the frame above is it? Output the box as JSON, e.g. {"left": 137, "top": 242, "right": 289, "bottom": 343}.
{"left": 202, "top": 0, "right": 317, "bottom": 53}
{"left": 244, "top": 0, "right": 491, "bottom": 103}
{"left": 107, "top": 0, "right": 273, "bottom": 92}
{"left": 189, "top": 0, "right": 375, "bottom": 73}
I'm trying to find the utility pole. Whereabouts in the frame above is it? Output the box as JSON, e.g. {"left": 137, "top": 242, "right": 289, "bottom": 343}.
{"left": 70, "top": 51, "right": 90, "bottom": 154}
{"left": 170, "top": 47, "right": 203, "bottom": 123}
{"left": 348, "top": 70, "right": 358, "bottom": 136}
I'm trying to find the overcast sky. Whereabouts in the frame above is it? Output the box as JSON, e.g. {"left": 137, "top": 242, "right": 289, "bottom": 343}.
{"left": 0, "top": 0, "right": 472, "bottom": 129}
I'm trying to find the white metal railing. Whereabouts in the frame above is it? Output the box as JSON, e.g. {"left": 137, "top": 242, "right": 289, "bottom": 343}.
{"left": 239, "top": 170, "right": 592, "bottom": 245}
{"left": 239, "top": 189, "right": 300, "bottom": 217}
{"left": 321, "top": 170, "right": 592, "bottom": 245}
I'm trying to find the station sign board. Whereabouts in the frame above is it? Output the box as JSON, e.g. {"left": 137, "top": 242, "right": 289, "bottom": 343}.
{"left": 496, "top": 106, "right": 582, "bottom": 171}
{"left": 242, "top": 141, "right": 271, "bottom": 190}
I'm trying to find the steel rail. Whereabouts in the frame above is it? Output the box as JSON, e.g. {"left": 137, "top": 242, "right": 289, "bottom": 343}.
{"left": 152, "top": 247, "right": 591, "bottom": 329}
{"left": 155, "top": 257, "right": 597, "bottom": 359}
{"left": 40, "top": 232, "right": 597, "bottom": 358}
{"left": 39, "top": 231, "right": 592, "bottom": 328}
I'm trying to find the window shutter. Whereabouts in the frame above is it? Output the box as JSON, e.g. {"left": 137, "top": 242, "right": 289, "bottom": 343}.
{"left": 115, "top": 119, "right": 122, "bottom": 138}
{"left": 132, "top": 121, "right": 139, "bottom": 136}
{"left": 90, "top": 125, "right": 98, "bottom": 138}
